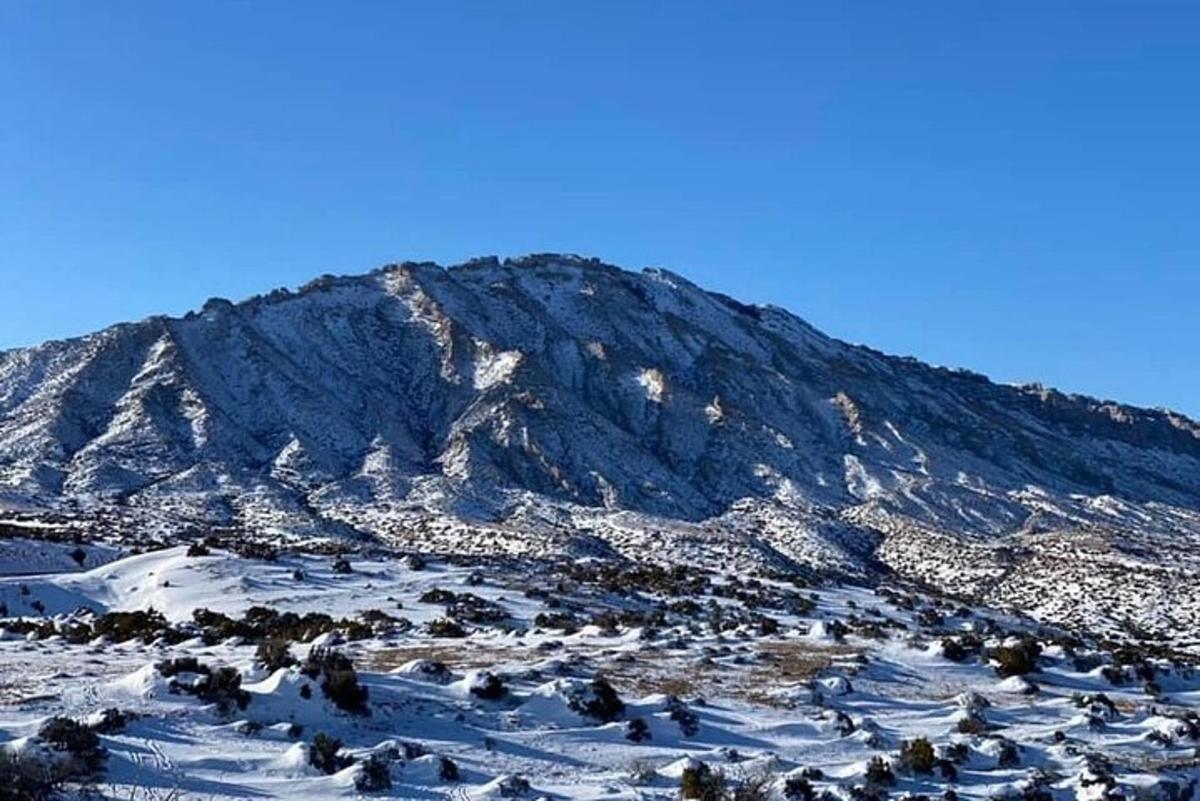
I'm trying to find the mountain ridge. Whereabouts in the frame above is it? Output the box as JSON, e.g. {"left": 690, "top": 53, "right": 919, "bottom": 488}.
{"left": 6, "top": 253, "right": 1195, "bottom": 427}
{"left": 2, "top": 253, "right": 1198, "bottom": 519}
{"left": 3, "top": 254, "right": 1200, "bottom": 645}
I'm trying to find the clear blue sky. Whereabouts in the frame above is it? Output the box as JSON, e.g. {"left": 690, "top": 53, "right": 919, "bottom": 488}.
{"left": 2, "top": 2, "right": 1197, "bottom": 415}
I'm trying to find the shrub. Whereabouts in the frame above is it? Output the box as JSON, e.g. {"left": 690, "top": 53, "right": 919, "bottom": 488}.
{"left": 94, "top": 609, "right": 176, "bottom": 643}
{"left": 89, "top": 708, "right": 133, "bottom": 735}
{"left": 200, "top": 667, "right": 250, "bottom": 713}
{"left": 438, "top": 755, "right": 460, "bottom": 781}
{"left": 917, "top": 608, "right": 944, "bottom": 627}
{"left": 255, "top": 639, "right": 295, "bottom": 672}
{"left": 734, "top": 771, "right": 777, "bottom": 801}
{"left": 996, "top": 740, "right": 1020, "bottom": 768}
{"left": 989, "top": 638, "right": 1041, "bottom": 677}
{"left": 186, "top": 542, "right": 211, "bottom": 557}
{"left": 156, "top": 658, "right": 248, "bottom": 713}
{"left": 332, "top": 558, "right": 353, "bottom": 575}
{"left": 156, "top": 656, "right": 208, "bottom": 678}
{"left": 420, "top": 588, "right": 458, "bottom": 604}
{"left": 37, "top": 716, "right": 107, "bottom": 779}
{"left": 666, "top": 695, "right": 700, "bottom": 737}
{"left": 680, "top": 762, "right": 727, "bottom": 800}
{"left": 897, "top": 738, "right": 936, "bottom": 774}
{"left": 303, "top": 647, "right": 369, "bottom": 715}
{"left": 625, "top": 717, "right": 651, "bottom": 742}
{"left": 446, "top": 594, "right": 507, "bottom": 625}
{"left": 568, "top": 677, "right": 625, "bottom": 723}
{"left": 309, "top": 732, "right": 352, "bottom": 775}
{"left": 497, "top": 775, "right": 532, "bottom": 797}
{"left": 469, "top": 672, "right": 507, "bottom": 701}
{"left": 69, "top": 547, "right": 87, "bottom": 566}
{"left": 784, "top": 776, "right": 816, "bottom": 801}
{"left": 956, "top": 714, "right": 988, "bottom": 735}
{"left": 194, "top": 606, "right": 367, "bottom": 645}
{"left": 941, "top": 637, "right": 974, "bottom": 663}
{"left": 230, "top": 541, "right": 278, "bottom": 561}
{"left": 0, "top": 750, "right": 74, "bottom": 800}
{"left": 425, "top": 618, "right": 467, "bottom": 638}
{"left": 864, "top": 756, "right": 894, "bottom": 786}
{"left": 534, "top": 611, "right": 581, "bottom": 633}
{"left": 323, "top": 668, "right": 369, "bottom": 715}
{"left": 355, "top": 753, "right": 392, "bottom": 791}
{"left": 38, "top": 717, "right": 101, "bottom": 759}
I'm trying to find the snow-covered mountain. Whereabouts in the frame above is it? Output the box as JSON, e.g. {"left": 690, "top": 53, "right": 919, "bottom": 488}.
{"left": 2, "top": 254, "right": 1199, "bottom": 643}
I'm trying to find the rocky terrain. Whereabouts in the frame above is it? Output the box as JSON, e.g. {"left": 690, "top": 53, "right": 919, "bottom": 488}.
{"left": 2, "top": 255, "right": 1199, "bottom": 799}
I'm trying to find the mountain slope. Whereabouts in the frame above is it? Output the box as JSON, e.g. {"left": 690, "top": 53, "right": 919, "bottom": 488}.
{"left": 2, "top": 255, "right": 1200, "bottom": 643}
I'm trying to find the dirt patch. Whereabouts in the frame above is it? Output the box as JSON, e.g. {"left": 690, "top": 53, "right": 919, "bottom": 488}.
{"left": 366, "top": 636, "right": 862, "bottom": 708}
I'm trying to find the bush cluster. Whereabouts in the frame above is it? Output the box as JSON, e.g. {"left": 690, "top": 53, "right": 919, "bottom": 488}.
{"left": 156, "top": 658, "right": 249, "bottom": 713}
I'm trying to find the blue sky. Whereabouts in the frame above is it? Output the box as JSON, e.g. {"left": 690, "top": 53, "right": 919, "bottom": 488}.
{"left": 2, "top": 2, "right": 1198, "bottom": 415}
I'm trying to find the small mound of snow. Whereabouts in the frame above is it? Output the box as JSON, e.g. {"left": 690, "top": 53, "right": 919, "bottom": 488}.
{"left": 658, "top": 755, "right": 705, "bottom": 779}
{"left": 818, "top": 675, "right": 852, "bottom": 695}
{"left": 107, "top": 663, "right": 169, "bottom": 701}
{"left": 268, "top": 742, "right": 314, "bottom": 776}
{"left": 390, "top": 658, "right": 456, "bottom": 684}
{"left": 995, "top": 675, "right": 1038, "bottom": 695}
{"left": 805, "top": 620, "right": 836, "bottom": 641}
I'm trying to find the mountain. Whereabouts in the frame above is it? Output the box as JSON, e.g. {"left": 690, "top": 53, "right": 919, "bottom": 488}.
{"left": 2, "top": 254, "right": 1199, "bottom": 645}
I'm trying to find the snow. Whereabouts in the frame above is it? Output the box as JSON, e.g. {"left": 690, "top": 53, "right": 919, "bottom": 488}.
{"left": 637, "top": 367, "right": 666, "bottom": 403}
{"left": 2, "top": 545, "right": 1194, "bottom": 799}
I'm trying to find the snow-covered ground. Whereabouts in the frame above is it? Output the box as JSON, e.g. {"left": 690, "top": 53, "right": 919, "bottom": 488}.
{"left": 2, "top": 541, "right": 1196, "bottom": 799}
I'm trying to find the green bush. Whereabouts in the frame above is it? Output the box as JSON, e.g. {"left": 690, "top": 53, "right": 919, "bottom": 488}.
{"left": 625, "top": 717, "right": 651, "bottom": 742}
{"left": 94, "top": 609, "right": 177, "bottom": 643}
{"left": 36, "top": 716, "right": 107, "bottom": 779}
{"left": 864, "top": 756, "right": 894, "bottom": 786}
{"left": 156, "top": 658, "right": 248, "bottom": 713}
{"left": 355, "top": 753, "right": 392, "bottom": 791}
{"left": 309, "top": 732, "right": 351, "bottom": 774}
{"left": 0, "top": 750, "right": 74, "bottom": 800}
{"left": 425, "top": 618, "right": 468, "bottom": 638}
{"left": 989, "top": 638, "right": 1041, "bottom": 677}
{"left": 569, "top": 677, "right": 625, "bottom": 723}
{"left": 680, "top": 762, "right": 727, "bottom": 800}
{"left": 438, "top": 755, "right": 460, "bottom": 781}
{"left": 897, "top": 737, "right": 936, "bottom": 774}
{"left": 469, "top": 672, "right": 507, "bottom": 701}
{"left": 303, "top": 647, "right": 369, "bottom": 715}
{"left": 255, "top": 639, "right": 295, "bottom": 671}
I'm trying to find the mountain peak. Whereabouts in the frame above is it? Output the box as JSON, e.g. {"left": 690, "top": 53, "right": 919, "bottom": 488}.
{"left": 1, "top": 256, "right": 1197, "bottom": 536}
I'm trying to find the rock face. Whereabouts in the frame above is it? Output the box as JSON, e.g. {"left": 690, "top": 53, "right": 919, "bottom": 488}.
{"left": 2, "top": 254, "right": 1200, "bottom": 643}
